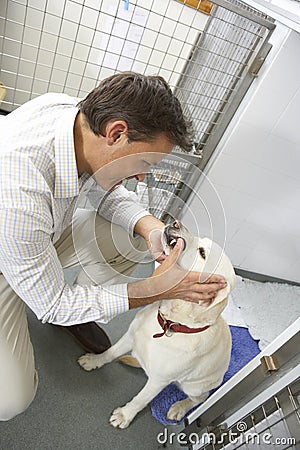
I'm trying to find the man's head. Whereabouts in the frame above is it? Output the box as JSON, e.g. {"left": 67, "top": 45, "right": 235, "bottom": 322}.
{"left": 77, "top": 72, "right": 194, "bottom": 152}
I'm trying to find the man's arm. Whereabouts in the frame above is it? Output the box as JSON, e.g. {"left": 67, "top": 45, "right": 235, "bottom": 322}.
{"left": 0, "top": 207, "right": 129, "bottom": 325}
{"left": 86, "top": 181, "right": 151, "bottom": 236}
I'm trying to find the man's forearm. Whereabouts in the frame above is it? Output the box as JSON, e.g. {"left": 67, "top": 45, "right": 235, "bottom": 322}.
{"left": 134, "top": 214, "right": 164, "bottom": 240}
{"left": 127, "top": 278, "right": 160, "bottom": 309}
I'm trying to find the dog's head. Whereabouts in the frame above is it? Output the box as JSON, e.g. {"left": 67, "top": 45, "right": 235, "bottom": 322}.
{"left": 162, "top": 220, "right": 236, "bottom": 323}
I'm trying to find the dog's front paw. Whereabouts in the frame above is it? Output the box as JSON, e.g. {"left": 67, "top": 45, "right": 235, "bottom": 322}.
{"left": 109, "top": 407, "right": 133, "bottom": 429}
{"left": 167, "top": 399, "right": 191, "bottom": 422}
{"left": 77, "top": 353, "right": 102, "bottom": 371}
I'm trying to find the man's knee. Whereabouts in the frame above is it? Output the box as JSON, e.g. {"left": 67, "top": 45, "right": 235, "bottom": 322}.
{"left": 95, "top": 217, "right": 148, "bottom": 264}
{"left": 0, "top": 371, "right": 38, "bottom": 421}
{"left": 75, "top": 215, "right": 150, "bottom": 285}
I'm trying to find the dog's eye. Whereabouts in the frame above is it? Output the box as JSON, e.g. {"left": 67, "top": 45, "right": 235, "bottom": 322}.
{"left": 198, "top": 247, "right": 206, "bottom": 260}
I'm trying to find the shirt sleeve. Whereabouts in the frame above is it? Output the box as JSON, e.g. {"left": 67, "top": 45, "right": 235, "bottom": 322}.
{"left": 0, "top": 208, "right": 129, "bottom": 325}
{"left": 85, "top": 180, "right": 151, "bottom": 237}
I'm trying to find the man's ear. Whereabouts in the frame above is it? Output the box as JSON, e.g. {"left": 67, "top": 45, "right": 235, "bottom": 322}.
{"left": 105, "top": 120, "right": 128, "bottom": 145}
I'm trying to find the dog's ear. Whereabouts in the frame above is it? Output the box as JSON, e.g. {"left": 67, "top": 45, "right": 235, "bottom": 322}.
{"left": 213, "top": 259, "right": 236, "bottom": 305}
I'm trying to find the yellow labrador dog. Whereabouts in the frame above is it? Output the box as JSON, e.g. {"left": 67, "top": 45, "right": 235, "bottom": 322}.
{"left": 78, "top": 221, "right": 236, "bottom": 428}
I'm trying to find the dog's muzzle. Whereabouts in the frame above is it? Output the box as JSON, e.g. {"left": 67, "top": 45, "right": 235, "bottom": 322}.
{"left": 164, "top": 220, "right": 186, "bottom": 251}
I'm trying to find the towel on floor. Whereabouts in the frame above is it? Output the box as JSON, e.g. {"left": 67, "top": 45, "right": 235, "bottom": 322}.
{"left": 222, "top": 294, "right": 247, "bottom": 328}
{"left": 231, "top": 276, "right": 300, "bottom": 349}
{"left": 150, "top": 325, "right": 260, "bottom": 425}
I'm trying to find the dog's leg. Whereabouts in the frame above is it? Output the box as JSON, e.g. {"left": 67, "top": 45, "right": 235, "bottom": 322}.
{"left": 167, "top": 392, "right": 209, "bottom": 422}
{"left": 78, "top": 331, "right": 132, "bottom": 371}
{"left": 110, "top": 378, "right": 167, "bottom": 429}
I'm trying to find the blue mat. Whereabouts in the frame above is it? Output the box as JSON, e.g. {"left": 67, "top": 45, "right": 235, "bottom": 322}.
{"left": 150, "top": 326, "right": 260, "bottom": 425}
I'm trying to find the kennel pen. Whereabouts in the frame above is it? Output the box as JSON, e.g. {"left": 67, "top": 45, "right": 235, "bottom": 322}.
{"left": 0, "top": 0, "right": 299, "bottom": 448}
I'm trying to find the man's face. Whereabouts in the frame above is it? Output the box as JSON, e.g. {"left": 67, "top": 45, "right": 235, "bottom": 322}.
{"left": 93, "top": 133, "right": 174, "bottom": 191}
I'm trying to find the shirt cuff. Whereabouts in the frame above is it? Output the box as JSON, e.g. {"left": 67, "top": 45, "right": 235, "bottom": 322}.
{"left": 101, "top": 283, "right": 129, "bottom": 322}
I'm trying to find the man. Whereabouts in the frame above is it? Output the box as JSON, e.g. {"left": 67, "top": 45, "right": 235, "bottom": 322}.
{"left": 0, "top": 72, "right": 226, "bottom": 420}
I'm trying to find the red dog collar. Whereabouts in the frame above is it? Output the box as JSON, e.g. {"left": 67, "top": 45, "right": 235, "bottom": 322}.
{"left": 153, "top": 309, "right": 210, "bottom": 338}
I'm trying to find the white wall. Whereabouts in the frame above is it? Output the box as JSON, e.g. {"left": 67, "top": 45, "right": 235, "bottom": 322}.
{"left": 244, "top": 0, "right": 300, "bottom": 33}
{"left": 184, "top": 24, "right": 300, "bottom": 283}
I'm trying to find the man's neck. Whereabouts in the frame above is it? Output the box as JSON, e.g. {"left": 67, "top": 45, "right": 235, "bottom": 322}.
{"left": 73, "top": 112, "right": 88, "bottom": 176}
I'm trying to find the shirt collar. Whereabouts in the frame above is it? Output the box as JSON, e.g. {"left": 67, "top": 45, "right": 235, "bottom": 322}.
{"left": 54, "top": 106, "right": 80, "bottom": 198}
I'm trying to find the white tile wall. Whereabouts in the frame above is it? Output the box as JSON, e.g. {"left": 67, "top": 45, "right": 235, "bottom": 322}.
{"left": 28, "top": 0, "right": 47, "bottom": 12}
{"left": 185, "top": 26, "right": 300, "bottom": 283}
{"left": 0, "top": 0, "right": 209, "bottom": 111}
{"left": 46, "top": 0, "right": 65, "bottom": 18}
{"left": 43, "top": 14, "right": 61, "bottom": 35}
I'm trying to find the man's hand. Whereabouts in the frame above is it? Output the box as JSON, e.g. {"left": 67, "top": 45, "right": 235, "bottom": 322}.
{"left": 134, "top": 215, "right": 166, "bottom": 263}
{"left": 146, "top": 228, "right": 166, "bottom": 263}
{"left": 128, "top": 238, "right": 227, "bottom": 309}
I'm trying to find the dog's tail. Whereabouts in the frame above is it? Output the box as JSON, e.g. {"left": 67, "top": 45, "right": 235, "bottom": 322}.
{"left": 118, "top": 355, "right": 141, "bottom": 368}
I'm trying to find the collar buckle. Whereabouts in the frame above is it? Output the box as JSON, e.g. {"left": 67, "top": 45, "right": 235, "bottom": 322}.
{"left": 165, "top": 322, "right": 180, "bottom": 337}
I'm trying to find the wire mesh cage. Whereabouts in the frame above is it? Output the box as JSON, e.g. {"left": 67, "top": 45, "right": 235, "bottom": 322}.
{"left": 0, "top": 0, "right": 275, "bottom": 220}
{"left": 191, "top": 380, "right": 300, "bottom": 449}
{"left": 230, "top": 382, "right": 300, "bottom": 450}
{"left": 131, "top": 154, "right": 196, "bottom": 223}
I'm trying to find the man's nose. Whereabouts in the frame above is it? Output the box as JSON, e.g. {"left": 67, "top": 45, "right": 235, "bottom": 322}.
{"left": 135, "top": 173, "right": 146, "bottom": 182}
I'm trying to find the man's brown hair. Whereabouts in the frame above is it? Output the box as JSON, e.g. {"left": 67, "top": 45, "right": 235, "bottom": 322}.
{"left": 77, "top": 72, "right": 194, "bottom": 152}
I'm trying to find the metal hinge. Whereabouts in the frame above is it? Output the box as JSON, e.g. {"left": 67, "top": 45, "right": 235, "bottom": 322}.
{"left": 260, "top": 354, "right": 280, "bottom": 373}
{"left": 249, "top": 43, "right": 273, "bottom": 77}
